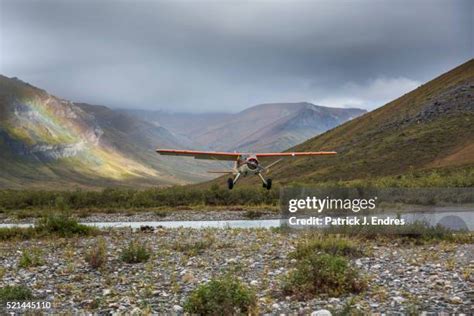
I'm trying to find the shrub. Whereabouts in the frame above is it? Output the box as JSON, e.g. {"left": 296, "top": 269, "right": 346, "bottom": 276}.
{"left": 0, "top": 285, "right": 33, "bottom": 303}
{"left": 184, "top": 275, "right": 257, "bottom": 315}
{"left": 0, "top": 214, "right": 96, "bottom": 241}
{"left": 283, "top": 253, "right": 366, "bottom": 299}
{"left": 18, "top": 248, "right": 44, "bottom": 268}
{"left": 85, "top": 238, "right": 108, "bottom": 269}
{"left": 0, "top": 227, "right": 36, "bottom": 241}
{"left": 54, "top": 196, "right": 70, "bottom": 211}
{"left": 120, "top": 240, "right": 151, "bottom": 263}
{"left": 172, "top": 239, "right": 213, "bottom": 256}
{"left": 36, "top": 214, "right": 94, "bottom": 237}
{"left": 0, "top": 186, "right": 279, "bottom": 211}
{"left": 324, "top": 221, "right": 472, "bottom": 243}
{"left": 290, "top": 235, "right": 364, "bottom": 259}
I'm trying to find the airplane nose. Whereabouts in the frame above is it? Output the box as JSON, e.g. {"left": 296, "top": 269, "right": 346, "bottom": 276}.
{"left": 247, "top": 158, "right": 259, "bottom": 170}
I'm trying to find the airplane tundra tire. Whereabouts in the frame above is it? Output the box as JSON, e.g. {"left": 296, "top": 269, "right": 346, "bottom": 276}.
{"left": 266, "top": 179, "right": 272, "bottom": 190}
{"left": 227, "top": 178, "right": 234, "bottom": 190}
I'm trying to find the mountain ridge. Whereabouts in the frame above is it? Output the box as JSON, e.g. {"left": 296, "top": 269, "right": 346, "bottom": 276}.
{"left": 0, "top": 75, "right": 213, "bottom": 189}
{"left": 124, "top": 102, "right": 366, "bottom": 152}
{"left": 267, "top": 59, "right": 474, "bottom": 185}
{"left": 204, "top": 59, "right": 473, "bottom": 188}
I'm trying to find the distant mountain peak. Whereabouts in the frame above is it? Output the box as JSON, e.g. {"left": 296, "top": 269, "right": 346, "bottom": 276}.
{"left": 126, "top": 101, "right": 365, "bottom": 153}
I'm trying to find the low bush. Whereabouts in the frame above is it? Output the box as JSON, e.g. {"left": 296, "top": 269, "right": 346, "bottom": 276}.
{"left": 283, "top": 253, "right": 366, "bottom": 299}
{"left": 0, "top": 186, "right": 278, "bottom": 211}
{"left": 0, "top": 214, "right": 96, "bottom": 241}
{"left": 324, "top": 221, "right": 472, "bottom": 243}
{"left": 18, "top": 248, "right": 44, "bottom": 268}
{"left": 184, "top": 275, "right": 257, "bottom": 315}
{"left": 36, "top": 214, "right": 94, "bottom": 237}
{"left": 172, "top": 239, "right": 213, "bottom": 256}
{"left": 85, "top": 238, "right": 108, "bottom": 269}
{"left": 0, "top": 227, "right": 36, "bottom": 241}
{"left": 290, "top": 235, "right": 364, "bottom": 259}
{"left": 0, "top": 285, "right": 33, "bottom": 303}
{"left": 120, "top": 240, "right": 151, "bottom": 263}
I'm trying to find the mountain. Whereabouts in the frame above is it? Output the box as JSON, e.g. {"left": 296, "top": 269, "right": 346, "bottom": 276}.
{"left": 257, "top": 59, "right": 474, "bottom": 186}
{"left": 124, "top": 103, "right": 366, "bottom": 152}
{"left": 0, "top": 76, "right": 213, "bottom": 189}
{"left": 121, "top": 109, "right": 233, "bottom": 140}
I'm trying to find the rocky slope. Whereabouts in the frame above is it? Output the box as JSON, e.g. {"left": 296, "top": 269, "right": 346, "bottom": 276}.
{"left": 239, "top": 59, "right": 474, "bottom": 186}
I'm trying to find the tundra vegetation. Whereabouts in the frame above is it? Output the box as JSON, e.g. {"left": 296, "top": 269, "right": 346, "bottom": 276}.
{"left": 0, "top": 186, "right": 278, "bottom": 216}
{"left": 283, "top": 235, "right": 367, "bottom": 299}
{"left": 324, "top": 221, "right": 472, "bottom": 244}
{"left": 184, "top": 274, "right": 258, "bottom": 315}
{"left": 0, "top": 214, "right": 96, "bottom": 241}
{"left": 120, "top": 239, "right": 151, "bottom": 264}
{"left": 0, "top": 285, "right": 33, "bottom": 304}
{"left": 18, "top": 248, "right": 44, "bottom": 268}
{"left": 85, "top": 237, "right": 108, "bottom": 269}
{"left": 0, "top": 167, "right": 471, "bottom": 217}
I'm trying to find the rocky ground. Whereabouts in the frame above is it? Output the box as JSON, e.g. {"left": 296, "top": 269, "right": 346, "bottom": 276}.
{"left": 0, "top": 227, "right": 472, "bottom": 314}
{"left": 0, "top": 209, "right": 279, "bottom": 224}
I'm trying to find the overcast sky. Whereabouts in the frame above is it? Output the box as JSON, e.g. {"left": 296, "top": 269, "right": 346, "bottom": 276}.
{"left": 0, "top": 0, "right": 472, "bottom": 112}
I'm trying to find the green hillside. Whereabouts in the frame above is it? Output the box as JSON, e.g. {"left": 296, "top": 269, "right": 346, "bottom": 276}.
{"left": 0, "top": 76, "right": 212, "bottom": 189}
{"left": 225, "top": 59, "right": 474, "bottom": 188}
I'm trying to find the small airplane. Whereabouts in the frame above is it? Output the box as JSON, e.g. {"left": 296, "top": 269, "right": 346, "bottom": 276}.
{"left": 156, "top": 149, "right": 337, "bottom": 190}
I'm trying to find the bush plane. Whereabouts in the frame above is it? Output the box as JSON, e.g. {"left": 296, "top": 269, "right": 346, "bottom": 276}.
{"left": 156, "top": 149, "right": 337, "bottom": 190}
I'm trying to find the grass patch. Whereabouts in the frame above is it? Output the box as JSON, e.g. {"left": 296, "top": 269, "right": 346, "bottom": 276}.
{"left": 120, "top": 240, "right": 151, "bottom": 263}
{"left": 18, "top": 248, "right": 44, "bottom": 268}
{"left": 290, "top": 235, "right": 364, "bottom": 259}
{"left": 0, "top": 186, "right": 278, "bottom": 211}
{"left": 184, "top": 274, "right": 257, "bottom": 315}
{"left": 36, "top": 214, "right": 94, "bottom": 237}
{"left": 171, "top": 238, "right": 214, "bottom": 256}
{"left": 283, "top": 253, "right": 366, "bottom": 299}
{"left": 0, "top": 214, "right": 96, "bottom": 241}
{"left": 0, "top": 285, "right": 33, "bottom": 303}
{"left": 85, "top": 237, "right": 107, "bottom": 269}
{"left": 0, "top": 227, "right": 36, "bottom": 241}
{"left": 324, "top": 221, "right": 472, "bottom": 244}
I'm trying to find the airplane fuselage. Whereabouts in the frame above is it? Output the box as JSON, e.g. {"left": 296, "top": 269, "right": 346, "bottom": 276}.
{"left": 235, "top": 155, "right": 262, "bottom": 176}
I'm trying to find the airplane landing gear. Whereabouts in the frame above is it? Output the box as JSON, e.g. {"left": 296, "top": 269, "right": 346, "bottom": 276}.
{"left": 258, "top": 173, "right": 272, "bottom": 190}
{"left": 228, "top": 173, "right": 241, "bottom": 190}
{"left": 265, "top": 178, "right": 272, "bottom": 190}
{"left": 227, "top": 178, "right": 234, "bottom": 190}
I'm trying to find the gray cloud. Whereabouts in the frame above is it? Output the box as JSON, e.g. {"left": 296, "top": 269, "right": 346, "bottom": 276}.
{"left": 0, "top": 0, "right": 472, "bottom": 112}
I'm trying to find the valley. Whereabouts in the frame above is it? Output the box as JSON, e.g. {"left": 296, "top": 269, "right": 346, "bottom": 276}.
{"left": 124, "top": 102, "right": 365, "bottom": 152}
{"left": 0, "top": 76, "right": 364, "bottom": 189}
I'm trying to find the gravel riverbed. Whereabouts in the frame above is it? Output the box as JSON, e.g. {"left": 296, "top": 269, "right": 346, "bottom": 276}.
{"left": 0, "top": 227, "right": 472, "bottom": 314}
{"left": 0, "top": 209, "right": 279, "bottom": 224}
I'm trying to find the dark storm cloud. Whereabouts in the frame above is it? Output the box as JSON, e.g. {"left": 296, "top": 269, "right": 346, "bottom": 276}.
{"left": 0, "top": 0, "right": 472, "bottom": 111}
